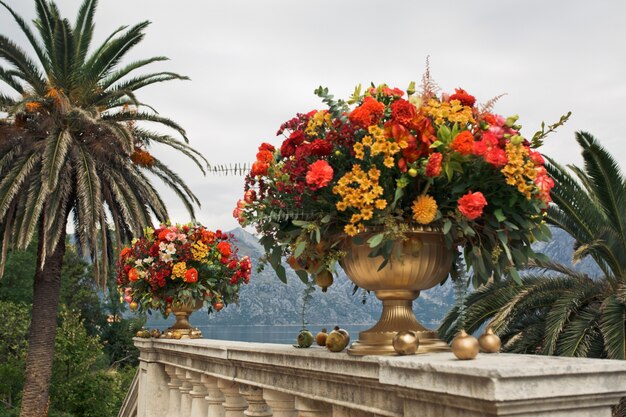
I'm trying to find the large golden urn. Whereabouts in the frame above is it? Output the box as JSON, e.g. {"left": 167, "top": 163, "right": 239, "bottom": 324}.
{"left": 166, "top": 299, "right": 203, "bottom": 339}
{"left": 340, "top": 228, "right": 453, "bottom": 355}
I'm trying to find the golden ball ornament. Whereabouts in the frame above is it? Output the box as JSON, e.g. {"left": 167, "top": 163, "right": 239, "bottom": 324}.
{"left": 478, "top": 327, "right": 501, "bottom": 353}
{"left": 392, "top": 331, "right": 420, "bottom": 355}
{"left": 451, "top": 330, "right": 479, "bottom": 360}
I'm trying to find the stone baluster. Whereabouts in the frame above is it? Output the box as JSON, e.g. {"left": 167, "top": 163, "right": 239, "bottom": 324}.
{"left": 188, "top": 371, "right": 208, "bottom": 417}
{"left": 332, "top": 405, "right": 383, "bottom": 417}
{"left": 295, "top": 397, "right": 332, "bottom": 417}
{"left": 263, "top": 389, "right": 297, "bottom": 417}
{"left": 218, "top": 379, "right": 248, "bottom": 417}
{"left": 175, "top": 367, "right": 193, "bottom": 417}
{"left": 202, "top": 374, "right": 225, "bottom": 417}
{"left": 164, "top": 365, "right": 182, "bottom": 417}
{"left": 239, "top": 385, "right": 272, "bottom": 417}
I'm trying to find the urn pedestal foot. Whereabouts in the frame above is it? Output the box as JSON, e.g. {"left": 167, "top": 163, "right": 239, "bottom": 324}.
{"left": 347, "top": 292, "right": 449, "bottom": 356}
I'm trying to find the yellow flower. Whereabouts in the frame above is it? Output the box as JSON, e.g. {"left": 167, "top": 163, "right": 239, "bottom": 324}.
{"left": 361, "top": 207, "right": 373, "bottom": 220}
{"left": 362, "top": 136, "right": 373, "bottom": 146}
{"left": 375, "top": 199, "right": 387, "bottom": 210}
{"left": 336, "top": 201, "right": 348, "bottom": 211}
{"left": 192, "top": 241, "right": 209, "bottom": 261}
{"left": 344, "top": 224, "right": 358, "bottom": 236}
{"left": 412, "top": 195, "right": 438, "bottom": 225}
{"left": 172, "top": 262, "right": 187, "bottom": 279}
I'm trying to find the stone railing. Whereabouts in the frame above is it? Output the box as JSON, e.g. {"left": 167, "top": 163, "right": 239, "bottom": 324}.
{"left": 132, "top": 338, "right": 626, "bottom": 417}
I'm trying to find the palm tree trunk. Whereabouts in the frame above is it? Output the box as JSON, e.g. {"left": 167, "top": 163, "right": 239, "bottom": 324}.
{"left": 19, "top": 226, "right": 67, "bottom": 417}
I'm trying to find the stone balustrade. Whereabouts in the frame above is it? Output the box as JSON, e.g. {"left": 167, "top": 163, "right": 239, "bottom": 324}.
{"left": 133, "top": 337, "right": 626, "bottom": 417}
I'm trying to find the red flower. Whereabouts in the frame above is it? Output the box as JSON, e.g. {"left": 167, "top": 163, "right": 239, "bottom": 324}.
{"left": 390, "top": 99, "right": 417, "bottom": 127}
{"left": 425, "top": 153, "right": 442, "bottom": 177}
{"left": 259, "top": 142, "right": 275, "bottom": 152}
{"left": 256, "top": 150, "right": 273, "bottom": 163}
{"left": 128, "top": 268, "right": 139, "bottom": 282}
{"left": 458, "top": 191, "right": 488, "bottom": 220}
{"left": 310, "top": 139, "right": 333, "bottom": 156}
{"left": 289, "top": 130, "right": 305, "bottom": 145}
{"left": 451, "top": 131, "right": 475, "bottom": 155}
{"left": 251, "top": 161, "right": 270, "bottom": 176}
{"left": 295, "top": 143, "right": 312, "bottom": 160}
{"left": 474, "top": 132, "right": 507, "bottom": 167}
{"left": 348, "top": 96, "right": 385, "bottom": 128}
{"left": 280, "top": 138, "right": 296, "bottom": 157}
{"left": 305, "top": 160, "right": 334, "bottom": 189}
{"left": 120, "top": 247, "right": 131, "bottom": 258}
{"left": 217, "top": 241, "right": 232, "bottom": 257}
{"left": 184, "top": 268, "right": 198, "bottom": 283}
{"left": 529, "top": 149, "right": 545, "bottom": 165}
{"left": 382, "top": 86, "right": 404, "bottom": 97}
{"left": 449, "top": 88, "right": 476, "bottom": 107}
{"left": 244, "top": 189, "right": 256, "bottom": 204}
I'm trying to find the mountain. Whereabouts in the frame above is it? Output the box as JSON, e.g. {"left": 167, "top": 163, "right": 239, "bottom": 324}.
{"left": 147, "top": 227, "right": 600, "bottom": 329}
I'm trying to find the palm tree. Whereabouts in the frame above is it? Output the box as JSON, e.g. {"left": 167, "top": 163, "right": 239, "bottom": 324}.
{"left": 439, "top": 132, "right": 626, "bottom": 361}
{"left": 0, "top": 1, "right": 206, "bottom": 415}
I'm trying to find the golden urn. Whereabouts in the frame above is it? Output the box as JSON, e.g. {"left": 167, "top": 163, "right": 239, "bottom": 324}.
{"left": 340, "top": 228, "right": 453, "bottom": 355}
{"left": 166, "top": 299, "right": 203, "bottom": 339}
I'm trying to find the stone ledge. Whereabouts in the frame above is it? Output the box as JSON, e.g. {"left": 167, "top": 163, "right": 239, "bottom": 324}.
{"left": 133, "top": 337, "right": 626, "bottom": 417}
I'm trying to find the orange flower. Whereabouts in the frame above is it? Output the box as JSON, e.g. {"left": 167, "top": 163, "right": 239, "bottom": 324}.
{"left": 128, "top": 268, "right": 139, "bottom": 282}
{"left": 425, "top": 153, "right": 442, "bottom": 177}
{"left": 305, "top": 160, "right": 334, "bottom": 189}
{"left": 348, "top": 96, "right": 385, "bottom": 128}
{"left": 120, "top": 247, "right": 131, "bottom": 258}
{"left": 217, "top": 241, "right": 232, "bottom": 257}
{"left": 184, "top": 268, "right": 198, "bottom": 283}
{"left": 451, "top": 131, "right": 475, "bottom": 155}
{"left": 458, "top": 191, "right": 487, "bottom": 220}
{"left": 25, "top": 102, "right": 42, "bottom": 113}
{"left": 412, "top": 195, "right": 438, "bottom": 224}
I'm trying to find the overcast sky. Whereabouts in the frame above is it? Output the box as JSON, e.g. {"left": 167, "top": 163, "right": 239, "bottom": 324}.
{"left": 2, "top": 0, "right": 625, "bottom": 232}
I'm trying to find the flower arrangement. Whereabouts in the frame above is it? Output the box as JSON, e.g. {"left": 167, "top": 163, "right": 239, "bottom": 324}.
{"left": 235, "top": 73, "right": 567, "bottom": 289}
{"left": 116, "top": 224, "right": 252, "bottom": 315}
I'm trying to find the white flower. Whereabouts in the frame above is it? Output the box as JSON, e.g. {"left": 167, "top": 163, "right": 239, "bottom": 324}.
{"left": 159, "top": 242, "right": 167, "bottom": 251}
{"left": 143, "top": 257, "right": 154, "bottom": 265}
{"left": 160, "top": 252, "right": 173, "bottom": 263}
{"left": 165, "top": 243, "right": 176, "bottom": 254}
{"left": 134, "top": 259, "right": 143, "bottom": 267}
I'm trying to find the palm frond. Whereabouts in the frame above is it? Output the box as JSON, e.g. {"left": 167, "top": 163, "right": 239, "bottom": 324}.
{"left": 599, "top": 293, "right": 626, "bottom": 359}
{"left": 0, "top": 1, "right": 49, "bottom": 70}
{"left": 50, "top": 18, "right": 75, "bottom": 89}
{"left": 576, "top": 131, "right": 626, "bottom": 262}
{"left": 556, "top": 304, "right": 601, "bottom": 357}
{"left": 33, "top": 0, "right": 56, "bottom": 57}
{"left": 85, "top": 21, "right": 150, "bottom": 80}
{"left": 136, "top": 129, "right": 208, "bottom": 174}
{"left": 0, "top": 152, "right": 41, "bottom": 220}
{"left": 102, "top": 111, "right": 187, "bottom": 141}
{"left": 99, "top": 56, "right": 169, "bottom": 90}
{"left": 0, "top": 35, "right": 47, "bottom": 94}
{"left": 542, "top": 277, "right": 600, "bottom": 355}
{"left": 73, "top": 0, "right": 97, "bottom": 66}
{"left": 41, "top": 128, "right": 72, "bottom": 190}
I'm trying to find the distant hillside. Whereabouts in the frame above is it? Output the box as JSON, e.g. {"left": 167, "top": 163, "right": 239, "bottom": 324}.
{"left": 147, "top": 226, "right": 600, "bottom": 329}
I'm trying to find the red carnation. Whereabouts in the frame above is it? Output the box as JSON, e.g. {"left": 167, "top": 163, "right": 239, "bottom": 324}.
{"left": 348, "top": 96, "right": 385, "bottom": 128}
{"left": 184, "top": 268, "right": 198, "bottom": 283}
{"left": 128, "top": 268, "right": 139, "bottom": 282}
{"left": 217, "top": 241, "right": 232, "bottom": 257}
{"left": 310, "top": 139, "right": 333, "bottom": 156}
{"left": 425, "top": 153, "right": 443, "bottom": 177}
{"left": 391, "top": 99, "right": 417, "bottom": 127}
{"left": 295, "top": 143, "right": 312, "bottom": 160}
{"left": 251, "top": 161, "right": 269, "bottom": 176}
{"left": 259, "top": 142, "right": 275, "bottom": 152}
{"left": 449, "top": 88, "right": 476, "bottom": 107}
{"left": 458, "top": 191, "right": 488, "bottom": 220}
{"left": 305, "top": 160, "right": 334, "bottom": 189}
{"left": 451, "top": 131, "right": 475, "bottom": 155}
{"left": 256, "top": 150, "right": 273, "bottom": 163}
{"left": 280, "top": 138, "right": 296, "bottom": 157}
{"left": 289, "top": 130, "right": 305, "bottom": 145}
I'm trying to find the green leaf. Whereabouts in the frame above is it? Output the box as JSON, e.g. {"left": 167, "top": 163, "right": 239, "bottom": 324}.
{"left": 295, "top": 269, "right": 309, "bottom": 284}
{"left": 367, "top": 233, "right": 384, "bottom": 248}
{"left": 270, "top": 247, "right": 282, "bottom": 267}
{"left": 291, "top": 220, "right": 308, "bottom": 227}
{"left": 315, "top": 228, "right": 321, "bottom": 243}
{"left": 294, "top": 241, "right": 306, "bottom": 258}
{"left": 509, "top": 267, "right": 522, "bottom": 284}
{"left": 275, "top": 264, "right": 287, "bottom": 283}
{"left": 320, "top": 215, "right": 331, "bottom": 224}
{"left": 494, "top": 209, "right": 506, "bottom": 223}
{"left": 443, "top": 219, "right": 452, "bottom": 235}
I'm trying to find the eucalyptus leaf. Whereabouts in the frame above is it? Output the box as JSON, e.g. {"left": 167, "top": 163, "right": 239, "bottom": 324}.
{"left": 367, "top": 233, "right": 385, "bottom": 248}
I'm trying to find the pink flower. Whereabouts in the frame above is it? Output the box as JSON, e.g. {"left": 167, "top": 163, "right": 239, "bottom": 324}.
{"left": 165, "top": 231, "right": 177, "bottom": 242}
{"left": 305, "top": 160, "right": 334, "bottom": 189}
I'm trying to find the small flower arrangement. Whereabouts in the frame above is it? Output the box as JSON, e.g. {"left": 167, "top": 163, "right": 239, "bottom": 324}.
{"left": 116, "top": 224, "right": 252, "bottom": 315}
{"left": 235, "top": 72, "right": 567, "bottom": 288}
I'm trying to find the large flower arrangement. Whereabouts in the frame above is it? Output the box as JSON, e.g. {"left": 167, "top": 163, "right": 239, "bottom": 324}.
{"left": 116, "top": 224, "right": 252, "bottom": 314}
{"left": 235, "top": 77, "right": 566, "bottom": 289}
